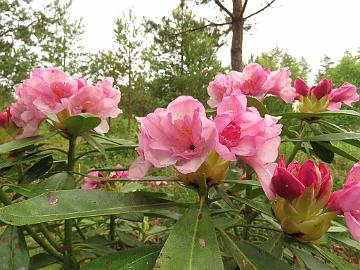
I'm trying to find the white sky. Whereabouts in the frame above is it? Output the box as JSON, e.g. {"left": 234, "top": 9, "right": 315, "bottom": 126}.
{"left": 63, "top": 0, "right": 360, "bottom": 82}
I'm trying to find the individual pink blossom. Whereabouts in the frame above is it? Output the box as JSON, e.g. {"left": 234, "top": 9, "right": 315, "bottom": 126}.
{"left": 294, "top": 77, "right": 359, "bottom": 111}
{"left": 207, "top": 63, "right": 295, "bottom": 107}
{"left": 112, "top": 164, "right": 129, "bottom": 178}
{"left": 327, "top": 161, "right": 360, "bottom": 241}
{"left": 81, "top": 170, "right": 104, "bottom": 190}
{"left": 214, "top": 93, "right": 282, "bottom": 199}
{"left": 264, "top": 68, "right": 295, "bottom": 103}
{"left": 9, "top": 101, "right": 46, "bottom": 139}
{"left": 149, "top": 181, "right": 168, "bottom": 187}
{"left": 19, "top": 67, "right": 79, "bottom": 114}
{"left": 129, "top": 96, "right": 218, "bottom": 179}
{"left": 271, "top": 156, "right": 332, "bottom": 201}
{"left": 207, "top": 73, "right": 235, "bottom": 108}
{"left": 66, "top": 77, "right": 122, "bottom": 133}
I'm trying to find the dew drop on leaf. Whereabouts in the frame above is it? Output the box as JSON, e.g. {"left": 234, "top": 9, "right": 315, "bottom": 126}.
{"left": 48, "top": 192, "right": 59, "bottom": 205}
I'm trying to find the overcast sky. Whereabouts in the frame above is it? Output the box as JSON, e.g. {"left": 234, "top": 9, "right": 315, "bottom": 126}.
{"left": 64, "top": 0, "right": 360, "bottom": 83}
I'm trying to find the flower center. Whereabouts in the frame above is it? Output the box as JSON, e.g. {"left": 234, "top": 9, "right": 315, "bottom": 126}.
{"left": 220, "top": 121, "right": 242, "bottom": 148}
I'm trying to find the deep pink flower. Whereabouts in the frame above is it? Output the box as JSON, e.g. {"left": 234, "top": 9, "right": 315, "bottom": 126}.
{"left": 112, "top": 164, "right": 129, "bottom": 178}
{"left": 294, "top": 77, "right": 359, "bottom": 111}
{"left": 0, "top": 108, "right": 11, "bottom": 127}
{"left": 327, "top": 161, "right": 360, "bottom": 241}
{"left": 270, "top": 157, "right": 332, "bottom": 201}
{"left": 81, "top": 170, "right": 104, "bottom": 190}
{"left": 66, "top": 77, "right": 122, "bottom": 133}
{"left": 214, "top": 93, "right": 282, "bottom": 199}
{"left": 129, "top": 96, "right": 218, "bottom": 179}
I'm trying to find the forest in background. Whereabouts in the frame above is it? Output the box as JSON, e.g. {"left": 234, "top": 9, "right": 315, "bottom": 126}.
{"left": 1, "top": 0, "right": 360, "bottom": 134}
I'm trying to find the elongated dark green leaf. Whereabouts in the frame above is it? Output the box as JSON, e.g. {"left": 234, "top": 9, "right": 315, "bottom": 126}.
{"left": 0, "top": 131, "right": 57, "bottom": 154}
{"left": 0, "top": 226, "right": 29, "bottom": 270}
{"left": 91, "top": 134, "right": 137, "bottom": 147}
{"left": 288, "top": 132, "right": 360, "bottom": 142}
{"left": 310, "top": 141, "right": 334, "bottom": 163}
{"left": 261, "top": 233, "right": 284, "bottom": 258}
{"left": 219, "top": 229, "right": 293, "bottom": 270}
{"left": 328, "top": 234, "right": 360, "bottom": 250}
{"left": 64, "top": 113, "right": 101, "bottom": 136}
{"left": 0, "top": 190, "right": 180, "bottom": 226}
{"left": 82, "top": 133, "right": 106, "bottom": 156}
{"left": 312, "top": 245, "right": 356, "bottom": 270}
{"left": 28, "top": 172, "right": 75, "bottom": 198}
{"left": 155, "top": 203, "right": 224, "bottom": 270}
{"left": 0, "top": 153, "right": 52, "bottom": 170}
{"left": 232, "top": 197, "right": 272, "bottom": 216}
{"left": 275, "top": 110, "right": 360, "bottom": 119}
{"left": 292, "top": 248, "right": 333, "bottom": 270}
{"left": 318, "top": 120, "right": 360, "bottom": 148}
{"left": 20, "top": 155, "right": 53, "bottom": 184}
{"left": 82, "top": 245, "right": 161, "bottom": 270}
{"left": 315, "top": 141, "right": 359, "bottom": 162}
{"left": 247, "top": 96, "right": 269, "bottom": 116}
{"left": 222, "top": 180, "right": 261, "bottom": 186}
{"left": 30, "top": 253, "right": 60, "bottom": 270}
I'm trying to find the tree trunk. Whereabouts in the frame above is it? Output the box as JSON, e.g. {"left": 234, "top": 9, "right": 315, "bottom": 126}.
{"left": 231, "top": 0, "right": 244, "bottom": 71}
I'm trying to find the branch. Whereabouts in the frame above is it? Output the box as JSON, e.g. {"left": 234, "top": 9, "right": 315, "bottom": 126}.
{"left": 0, "top": 19, "right": 40, "bottom": 38}
{"left": 240, "top": 0, "right": 249, "bottom": 18}
{"left": 172, "top": 21, "right": 232, "bottom": 36}
{"left": 244, "top": 0, "right": 276, "bottom": 21}
{"left": 214, "top": 0, "right": 234, "bottom": 19}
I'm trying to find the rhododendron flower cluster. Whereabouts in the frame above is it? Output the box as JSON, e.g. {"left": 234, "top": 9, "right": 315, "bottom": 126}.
{"left": 214, "top": 93, "right": 282, "bottom": 199}
{"left": 269, "top": 156, "right": 359, "bottom": 242}
{"left": 294, "top": 77, "right": 359, "bottom": 112}
{"left": 207, "top": 63, "right": 295, "bottom": 107}
{"left": 129, "top": 93, "right": 282, "bottom": 196}
{"left": 327, "top": 161, "right": 360, "bottom": 241}
{"left": 8, "top": 67, "right": 122, "bottom": 139}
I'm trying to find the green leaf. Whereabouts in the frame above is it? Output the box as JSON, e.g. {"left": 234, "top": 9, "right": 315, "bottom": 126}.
{"left": 20, "top": 155, "right": 53, "bottom": 184}
{"left": 312, "top": 245, "right": 357, "bottom": 270}
{"left": 0, "top": 190, "right": 180, "bottom": 226}
{"left": 318, "top": 120, "right": 360, "bottom": 148}
{"left": 310, "top": 141, "right": 334, "bottom": 163}
{"left": 275, "top": 110, "right": 360, "bottom": 119}
{"left": 30, "top": 253, "right": 60, "bottom": 270}
{"left": 0, "top": 226, "right": 29, "bottom": 270}
{"left": 0, "top": 153, "right": 52, "bottom": 170}
{"left": 0, "top": 131, "right": 57, "bottom": 154}
{"left": 155, "top": 203, "right": 224, "bottom": 270}
{"left": 82, "top": 245, "right": 161, "bottom": 270}
{"left": 329, "top": 234, "right": 360, "bottom": 250}
{"left": 232, "top": 197, "right": 272, "bottom": 216}
{"left": 218, "top": 229, "right": 293, "bottom": 270}
{"left": 64, "top": 113, "right": 101, "bottom": 136}
{"left": 82, "top": 132, "right": 106, "bottom": 156}
{"left": 288, "top": 132, "right": 360, "bottom": 142}
{"left": 28, "top": 172, "right": 75, "bottom": 198}
{"left": 247, "top": 96, "right": 269, "bottom": 116}
{"left": 315, "top": 141, "right": 359, "bottom": 162}
{"left": 261, "top": 233, "right": 284, "bottom": 258}
{"left": 292, "top": 248, "right": 333, "bottom": 270}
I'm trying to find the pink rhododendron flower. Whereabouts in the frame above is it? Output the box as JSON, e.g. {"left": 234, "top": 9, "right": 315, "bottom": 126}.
{"left": 294, "top": 77, "right": 359, "bottom": 112}
{"left": 0, "top": 108, "right": 11, "bottom": 127}
{"left": 207, "top": 63, "right": 295, "bottom": 107}
{"left": 271, "top": 156, "right": 332, "bottom": 201}
{"left": 214, "top": 93, "right": 282, "bottom": 199}
{"left": 129, "top": 96, "right": 218, "bottom": 179}
{"left": 81, "top": 170, "right": 104, "bottom": 190}
{"left": 9, "top": 101, "right": 46, "bottom": 139}
{"left": 112, "top": 164, "right": 129, "bottom": 178}
{"left": 19, "top": 67, "right": 79, "bottom": 114}
{"left": 66, "top": 77, "right": 122, "bottom": 133}
{"left": 327, "top": 161, "right": 360, "bottom": 241}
